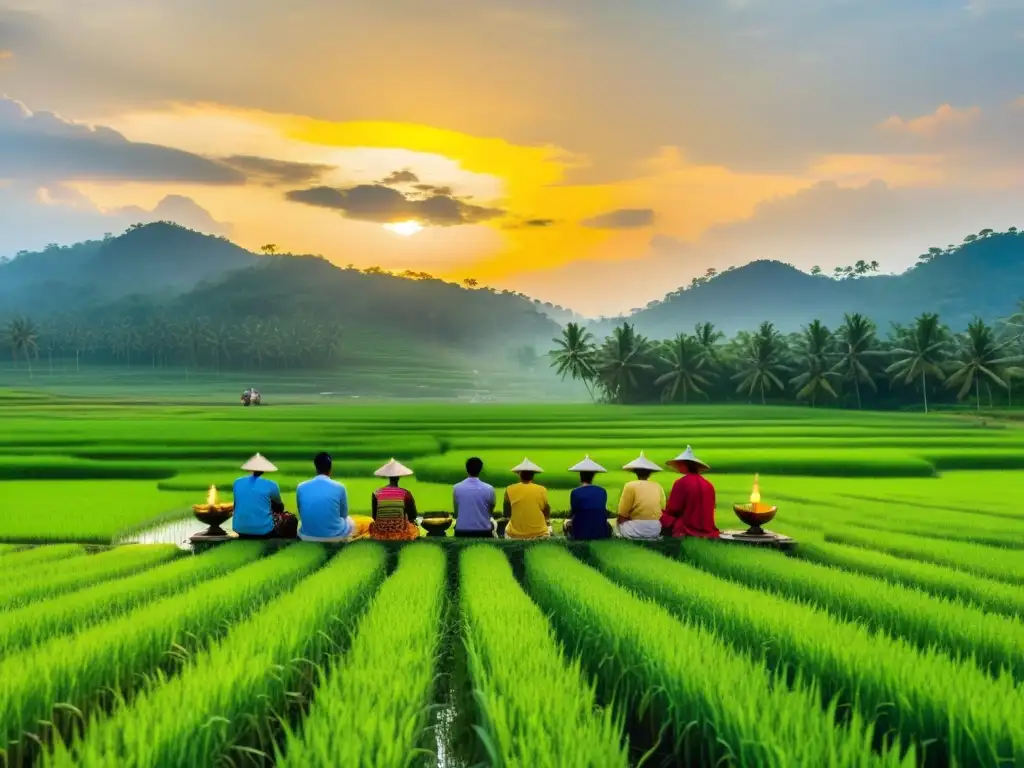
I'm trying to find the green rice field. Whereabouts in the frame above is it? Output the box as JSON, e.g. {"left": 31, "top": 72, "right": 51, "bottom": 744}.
{"left": 0, "top": 395, "right": 1022, "bottom": 765}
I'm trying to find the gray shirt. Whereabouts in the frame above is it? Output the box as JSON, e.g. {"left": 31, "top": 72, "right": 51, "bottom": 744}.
{"left": 453, "top": 477, "right": 496, "bottom": 531}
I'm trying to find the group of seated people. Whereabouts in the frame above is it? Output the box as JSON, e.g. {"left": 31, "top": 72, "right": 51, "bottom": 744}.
{"left": 229, "top": 445, "right": 720, "bottom": 542}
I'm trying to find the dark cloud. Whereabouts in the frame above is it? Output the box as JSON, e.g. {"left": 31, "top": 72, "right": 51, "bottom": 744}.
{"left": 218, "top": 155, "right": 333, "bottom": 186}
{"left": 412, "top": 183, "right": 454, "bottom": 196}
{"left": 285, "top": 183, "right": 504, "bottom": 226}
{"left": 503, "top": 217, "right": 557, "bottom": 229}
{"left": 0, "top": 96, "right": 243, "bottom": 184}
{"left": 380, "top": 169, "right": 419, "bottom": 184}
{"left": 581, "top": 208, "right": 655, "bottom": 229}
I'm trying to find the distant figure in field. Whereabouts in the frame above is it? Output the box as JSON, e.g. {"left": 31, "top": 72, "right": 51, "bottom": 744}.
{"left": 369, "top": 459, "right": 420, "bottom": 541}
{"left": 232, "top": 453, "right": 298, "bottom": 539}
{"left": 564, "top": 456, "right": 612, "bottom": 540}
{"left": 616, "top": 452, "right": 666, "bottom": 540}
{"left": 503, "top": 458, "right": 552, "bottom": 539}
{"left": 453, "top": 457, "right": 497, "bottom": 538}
{"left": 661, "top": 446, "right": 720, "bottom": 539}
{"left": 297, "top": 453, "right": 371, "bottom": 542}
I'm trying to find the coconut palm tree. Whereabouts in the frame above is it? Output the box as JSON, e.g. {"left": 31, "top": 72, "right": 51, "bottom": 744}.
{"left": 693, "top": 321, "right": 724, "bottom": 367}
{"left": 831, "top": 313, "right": 881, "bottom": 409}
{"left": 655, "top": 333, "right": 712, "bottom": 404}
{"left": 732, "top": 322, "right": 789, "bottom": 404}
{"left": 790, "top": 320, "right": 839, "bottom": 407}
{"left": 595, "top": 323, "right": 652, "bottom": 404}
{"left": 886, "top": 313, "right": 951, "bottom": 414}
{"left": 946, "top": 318, "right": 1022, "bottom": 411}
{"left": 5, "top": 316, "right": 39, "bottom": 377}
{"left": 549, "top": 322, "right": 598, "bottom": 401}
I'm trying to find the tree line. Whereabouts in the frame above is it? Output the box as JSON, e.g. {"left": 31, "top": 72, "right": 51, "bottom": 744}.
{"left": 549, "top": 305, "right": 1024, "bottom": 411}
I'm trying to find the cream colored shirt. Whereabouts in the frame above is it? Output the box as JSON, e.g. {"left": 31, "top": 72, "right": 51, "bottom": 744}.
{"left": 617, "top": 480, "right": 666, "bottom": 522}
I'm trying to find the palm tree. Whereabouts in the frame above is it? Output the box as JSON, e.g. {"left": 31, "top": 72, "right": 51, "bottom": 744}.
{"left": 260, "top": 244, "right": 278, "bottom": 255}
{"left": 946, "top": 318, "right": 1022, "bottom": 411}
{"left": 886, "top": 313, "right": 951, "bottom": 414}
{"left": 790, "top": 320, "right": 838, "bottom": 407}
{"left": 831, "top": 313, "right": 881, "bottom": 409}
{"left": 549, "top": 322, "right": 598, "bottom": 401}
{"left": 693, "top": 321, "right": 724, "bottom": 366}
{"left": 655, "top": 333, "right": 712, "bottom": 404}
{"left": 595, "top": 323, "right": 652, "bottom": 404}
{"left": 732, "top": 322, "right": 789, "bottom": 404}
{"left": 5, "top": 316, "right": 39, "bottom": 378}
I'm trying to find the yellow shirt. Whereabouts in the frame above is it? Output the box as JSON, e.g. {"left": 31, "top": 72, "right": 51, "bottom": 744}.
{"left": 617, "top": 480, "right": 666, "bottom": 521}
{"left": 505, "top": 482, "right": 549, "bottom": 538}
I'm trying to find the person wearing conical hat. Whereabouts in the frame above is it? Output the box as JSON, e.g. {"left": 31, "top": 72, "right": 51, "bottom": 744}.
{"left": 615, "top": 452, "right": 667, "bottom": 540}
{"left": 660, "top": 446, "right": 719, "bottom": 539}
{"left": 232, "top": 453, "right": 297, "bottom": 539}
{"left": 564, "top": 456, "right": 612, "bottom": 540}
{"left": 503, "top": 458, "right": 551, "bottom": 540}
{"left": 369, "top": 459, "right": 420, "bottom": 541}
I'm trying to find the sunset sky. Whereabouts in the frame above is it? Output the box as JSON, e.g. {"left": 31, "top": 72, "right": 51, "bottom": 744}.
{"left": 1, "top": 0, "right": 1023, "bottom": 315}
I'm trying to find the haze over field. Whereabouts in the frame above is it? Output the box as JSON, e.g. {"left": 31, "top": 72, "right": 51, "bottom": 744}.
{"left": 2, "top": 0, "right": 1023, "bottom": 316}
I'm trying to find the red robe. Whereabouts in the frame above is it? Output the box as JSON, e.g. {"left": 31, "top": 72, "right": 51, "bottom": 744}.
{"left": 660, "top": 473, "right": 720, "bottom": 538}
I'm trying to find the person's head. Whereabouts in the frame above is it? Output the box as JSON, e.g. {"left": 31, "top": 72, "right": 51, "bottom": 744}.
{"left": 466, "top": 457, "right": 483, "bottom": 478}
{"left": 314, "top": 452, "right": 332, "bottom": 477}
{"left": 579, "top": 471, "right": 596, "bottom": 485}
{"left": 252, "top": 471, "right": 263, "bottom": 478}
{"left": 518, "top": 470, "right": 535, "bottom": 484}
{"left": 633, "top": 469, "right": 652, "bottom": 481}
{"left": 681, "top": 460, "right": 701, "bottom": 475}
{"left": 388, "top": 476, "right": 401, "bottom": 487}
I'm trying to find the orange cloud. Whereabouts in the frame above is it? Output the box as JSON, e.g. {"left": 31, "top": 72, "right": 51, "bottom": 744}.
{"left": 0, "top": 50, "right": 12, "bottom": 61}
{"left": 879, "top": 104, "right": 980, "bottom": 137}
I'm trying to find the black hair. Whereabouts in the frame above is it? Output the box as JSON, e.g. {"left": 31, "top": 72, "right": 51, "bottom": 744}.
{"left": 579, "top": 471, "right": 596, "bottom": 484}
{"left": 634, "top": 469, "right": 652, "bottom": 480}
{"left": 466, "top": 457, "right": 484, "bottom": 477}
{"left": 519, "top": 470, "right": 536, "bottom": 483}
{"left": 682, "top": 461, "right": 700, "bottom": 474}
{"left": 314, "top": 452, "right": 332, "bottom": 475}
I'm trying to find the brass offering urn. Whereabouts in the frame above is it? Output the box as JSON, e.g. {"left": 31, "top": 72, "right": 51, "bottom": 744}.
{"left": 192, "top": 485, "right": 235, "bottom": 537}
{"left": 732, "top": 474, "right": 778, "bottom": 536}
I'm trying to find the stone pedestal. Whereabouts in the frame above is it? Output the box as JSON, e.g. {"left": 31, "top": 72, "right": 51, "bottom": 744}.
{"left": 189, "top": 531, "right": 237, "bottom": 548}
{"left": 720, "top": 529, "right": 796, "bottom": 551}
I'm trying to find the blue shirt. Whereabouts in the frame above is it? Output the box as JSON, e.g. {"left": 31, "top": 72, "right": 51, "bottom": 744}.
{"left": 569, "top": 485, "right": 611, "bottom": 540}
{"left": 232, "top": 475, "right": 282, "bottom": 535}
{"left": 297, "top": 475, "right": 349, "bottom": 538}
{"left": 453, "top": 477, "right": 496, "bottom": 532}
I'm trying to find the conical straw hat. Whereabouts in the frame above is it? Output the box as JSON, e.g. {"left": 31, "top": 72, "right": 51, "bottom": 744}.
{"left": 511, "top": 458, "right": 544, "bottom": 474}
{"left": 568, "top": 455, "right": 607, "bottom": 473}
{"left": 622, "top": 451, "right": 662, "bottom": 472}
{"left": 374, "top": 458, "right": 414, "bottom": 477}
{"left": 241, "top": 453, "right": 278, "bottom": 473}
{"left": 667, "top": 445, "right": 710, "bottom": 472}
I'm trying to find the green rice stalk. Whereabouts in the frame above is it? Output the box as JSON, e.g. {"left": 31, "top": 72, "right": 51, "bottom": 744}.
{"left": 0, "top": 544, "right": 85, "bottom": 574}
{"left": 682, "top": 539, "right": 1024, "bottom": 682}
{"left": 0, "top": 543, "right": 264, "bottom": 659}
{"left": 0, "top": 543, "right": 325, "bottom": 761}
{"left": 460, "top": 545, "right": 628, "bottom": 767}
{"left": 524, "top": 545, "right": 911, "bottom": 767}
{"left": 0, "top": 544, "right": 180, "bottom": 610}
{"left": 278, "top": 544, "right": 447, "bottom": 767}
{"left": 592, "top": 541, "right": 1023, "bottom": 766}
{"left": 48, "top": 543, "right": 387, "bottom": 767}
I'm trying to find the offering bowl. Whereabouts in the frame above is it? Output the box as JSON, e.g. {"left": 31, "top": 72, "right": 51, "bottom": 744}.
{"left": 192, "top": 503, "right": 235, "bottom": 537}
{"left": 732, "top": 503, "right": 777, "bottom": 536}
{"left": 420, "top": 512, "right": 453, "bottom": 536}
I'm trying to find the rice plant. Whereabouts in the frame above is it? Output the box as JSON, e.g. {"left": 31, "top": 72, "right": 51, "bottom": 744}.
{"left": 591, "top": 540, "right": 1024, "bottom": 766}
{"left": 682, "top": 539, "right": 1024, "bottom": 682}
{"left": 460, "top": 545, "right": 628, "bottom": 767}
{"left": 0, "top": 541, "right": 264, "bottom": 658}
{"left": 0, "top": 544, "right": 85, "bottom": 573}
{"left": 279, "top": 544, "right": 447, "bottom": 767}
{"left": 48, "top": 543, "right": 387, "bottom": 766}
{"left": 524, "top": 545, "right": 912, "bottom": 767}
{"left": 0, "top": 543, "right": 326, "bottom": 762}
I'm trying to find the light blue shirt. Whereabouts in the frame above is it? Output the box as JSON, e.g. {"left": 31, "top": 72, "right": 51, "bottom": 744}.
{"left": 232, "top": 475, "right": 281, "bottom": 535}
{"left": 453, "top": 477, "right": 496, "bottom": 532}
{"left": 297, "top": 475, "right": 349, "bottom": 539}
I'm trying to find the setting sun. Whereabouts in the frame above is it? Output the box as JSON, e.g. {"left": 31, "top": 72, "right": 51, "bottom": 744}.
{"left": 383, "top": 220, "right": 423, "bottom": 237}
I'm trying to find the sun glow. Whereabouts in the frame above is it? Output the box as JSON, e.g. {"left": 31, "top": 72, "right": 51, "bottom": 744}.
{"left": 383, "top": 220, "right": 423, "bottom": 236}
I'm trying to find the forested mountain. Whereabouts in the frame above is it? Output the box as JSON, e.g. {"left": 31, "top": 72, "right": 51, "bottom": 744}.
{"left": 600, "top": 228, "right": 1024, "bottom": 338}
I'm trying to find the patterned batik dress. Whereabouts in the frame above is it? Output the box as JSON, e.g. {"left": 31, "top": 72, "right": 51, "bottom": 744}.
{"left": 369, "top": 486, "right": 420, "bottom": 541}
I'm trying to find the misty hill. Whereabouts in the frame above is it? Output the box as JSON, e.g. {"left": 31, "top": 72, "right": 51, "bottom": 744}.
{"left": 603, "top": 231, "right": 1024, "bottom": 337}
{"left": 0, "top": 223, "right": 258, "bottom": 312}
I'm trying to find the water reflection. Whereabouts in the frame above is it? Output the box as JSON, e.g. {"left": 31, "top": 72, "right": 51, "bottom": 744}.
{"left": 119, "top": 517, "right": 232, "bottom": 550}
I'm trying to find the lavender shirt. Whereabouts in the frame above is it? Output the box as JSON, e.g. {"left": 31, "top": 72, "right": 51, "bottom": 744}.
{"left": 453, "top": 477, "right": 496, "bottom": 532}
